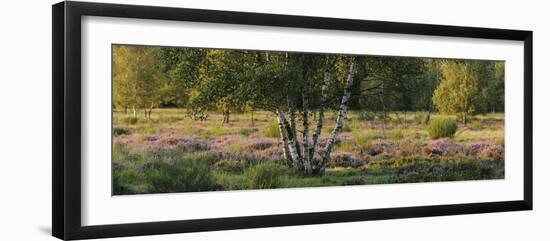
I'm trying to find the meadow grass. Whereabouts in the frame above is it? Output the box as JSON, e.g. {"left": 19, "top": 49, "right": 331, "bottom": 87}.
{"left": 112, "top": 109, "right": 505, "bottom": 194}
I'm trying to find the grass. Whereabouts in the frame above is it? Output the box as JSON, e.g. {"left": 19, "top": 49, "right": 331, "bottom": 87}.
{"left": 112, "top": 109, "right": 505, "bottom": 195}
{"left": 264, "top": 120, "right": 280, "bottom": 138}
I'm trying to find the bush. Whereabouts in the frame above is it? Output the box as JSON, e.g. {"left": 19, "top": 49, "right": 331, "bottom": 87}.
{"left": 244, "top": 163, "right": 285, "bottom": 189}
{"left": 237, "top": 128, "right": 255, "bottom": 137}
{"left": 357, "top": 111, "right": 376, "bottom": 121}
{"left": 342, "top": 123, "right": 353, "bottom": 132}
{"left": 142, "top": 155, "right": 219, "bottom": 193}
{"left": 388, "top": 130, "right": 404, "bottom": 140}
{"left": 264, "top": 120, "right": 280, "bottom": 138}
{"left": 207, "top": 126, "right": 226, "bottom": 137}
{"left": 123, "top": 116, "right": 138, "bottom": 125}
{"left": 413, "top": 113, "right": 426, "bottom": 125}
{"left": 113, "top": 127, "right": 131, "bottom": 136}
{"left": 428, "top": 118, "right": 458, "bottom": 139}
{"left": 211, "top": 159, "right": 248, "bottom": 173}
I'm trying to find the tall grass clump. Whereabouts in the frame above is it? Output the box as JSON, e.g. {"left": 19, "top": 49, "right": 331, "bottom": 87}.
{"left": 264, "top": 120, "right": 280, "bottom": 138}
{"left": 428, "top": 118, "right": 458, "bottom": 139}
{"left": 143, "top": 155, "right": 219, "bottom": 193}
{"left": 388, "top": 129, "right": 405, "bottom": 140}
{"left": 244, "top": 163, "right": 285, "bottom": 189}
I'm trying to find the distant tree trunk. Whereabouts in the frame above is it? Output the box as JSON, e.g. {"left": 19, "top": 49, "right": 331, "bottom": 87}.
{"left": 132, "top": 106, "right": 137, "bottom": 119}
{"left": 425, "top": 110, "right": 431, "bottom": 124}
{"left": 320, "top": 58, "right": 356, "bottom": 174}
{"left": 147, "top": 104, "right": 154, "bottom": 119}
{"left": 251, "top": 110, "right": 255, "bottom": 127}
{"left": 221, "top": 110, "right": 230, "bottom": 124}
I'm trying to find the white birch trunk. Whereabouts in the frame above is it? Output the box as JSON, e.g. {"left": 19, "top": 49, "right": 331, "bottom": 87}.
{"left": 321, "top": 59, "right": 356, "bottom": 171}
{"left": 276, "top": 109, "right": 291, "bottom": 163}
{"left": 312, "top": 70, "right": 331, "bottom": 149}
{"left": 278, "top": 108, "right": 301, "bottom": 167}
{"left": 302, "top": 94, "right": 312, "bottom": 175}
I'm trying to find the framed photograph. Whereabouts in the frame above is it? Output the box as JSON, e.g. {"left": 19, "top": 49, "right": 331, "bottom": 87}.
{"left": 52, "top": 1, "right": 533, "bottom": 240}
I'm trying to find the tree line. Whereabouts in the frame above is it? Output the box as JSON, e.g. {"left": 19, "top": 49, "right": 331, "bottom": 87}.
{"left": 113, "top": 45, "right": 505, "bottom": 175}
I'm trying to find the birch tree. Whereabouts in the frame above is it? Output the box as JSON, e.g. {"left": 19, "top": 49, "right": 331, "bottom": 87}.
{"left": 113, "top": 45, "right": 165, "bottom": 119}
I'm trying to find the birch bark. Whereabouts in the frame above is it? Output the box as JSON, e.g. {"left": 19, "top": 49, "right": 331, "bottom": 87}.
{"left": 276, "top": 109, "right": 291, "bottom": 164}
{"left": 302, "top": 94, "right": 312, "bottom": 175}
{"left": 280, "top": 108, "right": 301, "bottom": 169}
{"left": 312, "top": 70, "right": 331, "bottom": 150}
{"left": 321, "top": 59, "right": 357, "bottom": 172}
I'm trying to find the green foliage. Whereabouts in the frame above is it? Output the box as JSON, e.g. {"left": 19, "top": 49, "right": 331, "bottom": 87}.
{"left": 357, "top": 111, "right": 375, "bottom": 121}
{"left": 432, "top": 60, "right": 503, "bottom": 124}
{"left": 207, "top": 125, "right": 226, "bottom": 137}
{"left": 237, "top": 128, "right": 255, "bottom": 137}
{"left": 264, "top": 120, "right": 280, "bottom": 138}
{"left": 211, "top": 159, "right": 248, "bottom": 173}
{"left": 342, "top": 123, "right": 353, "bottom": 132}
{"left": 244, "top": 163, "right": 286, "bottom": 189}
{"left": 112, "top": 152, "right": 219, "bottom": 194}
{"left": 113, "top": 127, "right": 131, "bottom": 136}
{"left": 388, "top": 130, "right": 405, "bottom": 140}
{"left": 122, "top": 116, "right": 138, "bottom": 125}
{"left": 144, "top": 158, "right": 217, "bottom": 193}
{"left": 113, "top": 45, "right": 166, "bottom": 117}
{"left": 428, "top": 118, "right": 458, "bottom": 139}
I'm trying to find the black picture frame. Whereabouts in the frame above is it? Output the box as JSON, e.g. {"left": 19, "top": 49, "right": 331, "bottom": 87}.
{"left": 52, "top": 1, "right": 533, "bottom": 240}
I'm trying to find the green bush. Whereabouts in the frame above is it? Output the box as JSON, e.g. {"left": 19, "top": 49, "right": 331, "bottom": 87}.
{"left": 123, "top": 116, "right": 138, "bottom": 125}
{"left": 237, "top": 128, "right": 256, "bottom": 137}
{"left": 388, "top": 130, "right": 405, "bottom": 140}
{"left": 113, "top": 153, "right": 220, "bottom": 195}
{"left": 428, "top": 118, "right": 458, "bottom": 139}
{"left": 211, "top": 159, "right": 248, "bottom": 173}
{"left": 264, "top": 120, "right": 280, "bottom": 138}
{"left": 244, "top": 163, "right": 285, "bottom": 189}
{"left": 413, "top": 113, "right": 426, "bottom": 125}
{"left": 142, "top": 155, "right": 219, "bottom": 193}
{"left": 113, "top": 127, "right": 131, "bottom": 136}
{"left": 357, "top": 111, "right": 375, "bottom": 121}
{"left": 342, "top": 123, "right": 353, "bottom": 132}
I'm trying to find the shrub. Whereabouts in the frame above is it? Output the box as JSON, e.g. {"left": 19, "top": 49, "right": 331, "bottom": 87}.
{"left": 428, "top": 118, "right": 458, "bottom": 139}
{"left": 413, "top": 113, "right": 426, "bottom": 125}
{"left": 244, "top": 163, "right": 285, "bottom": 189}
{"left": 237, "top": 128, "right": 255, "bottom": 137}
{"left": 354, "top": 130, "right": 374, "bottom": 147}
{"left": 113, "top": 127, "right": 131, "bottom": 136}
{"left": 357, "top": 111, "right": 376, "bottom": 121}
{"left": 342, "top": 123, "right": 353, "bottom": 132}
{"left": 123, "top": 116, "right": 138, "bottom": 125}
{"left": 144, "top": 156, "right": 219, "bottom": 193}
{"left": 211, "top": 159, "right": 248, "bottom": 173}
{"left": 388, "top": 130, "right": 404, "bottom": 140}
{"left": 264, "top": 120, "right": 280, "bottom": 138}
{"left": 208, "top": 126, "right": 226, "bottom": 137}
